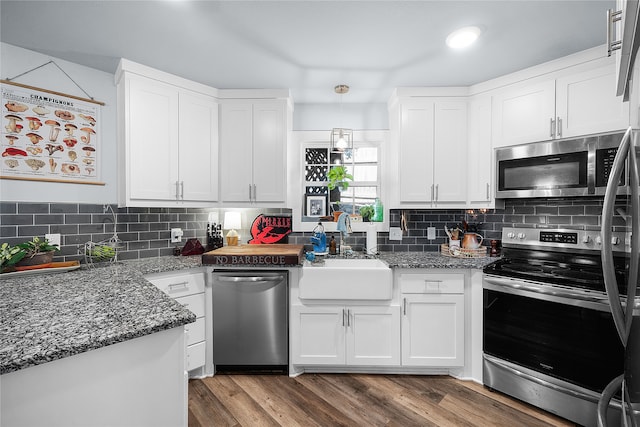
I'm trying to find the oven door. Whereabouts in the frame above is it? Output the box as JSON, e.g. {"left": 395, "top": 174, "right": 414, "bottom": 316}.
{"left": 483, "top": 277, "right": 624, "bottom": 393}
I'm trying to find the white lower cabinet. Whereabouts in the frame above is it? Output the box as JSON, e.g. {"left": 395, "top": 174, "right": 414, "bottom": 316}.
{"left": 291, "top": 305, "right": 401, "bottom": 366}
{"left": 399, "top": 271, "right": 465, "bottom": 367}
{"left": 146, "top": 269, "right": 209, "bottom": 375}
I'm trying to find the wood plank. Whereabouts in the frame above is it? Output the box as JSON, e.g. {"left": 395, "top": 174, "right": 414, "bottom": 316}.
{"left": 229, "top": 375, "right": 324, "bottom": 427}
{"left": 201, "top": 375, "right": 279, "bottom": 427}
{"left": 293, "top": 374, "right": 390, "bottom": 426}
{"left": 188, "top": 378, "right": 240, "bottom": 427}
{"left": 364, "top": 374, "right": 477, "bottom": 427}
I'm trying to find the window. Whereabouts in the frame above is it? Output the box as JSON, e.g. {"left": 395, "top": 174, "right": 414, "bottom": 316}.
{"left": 303, "top": 144, "right": 380, "bottom": 221}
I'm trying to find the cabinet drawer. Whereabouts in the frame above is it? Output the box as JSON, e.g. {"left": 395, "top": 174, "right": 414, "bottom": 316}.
{"left": 187, "top": 341, "right": 206, "bottom": 371}
{"left": 148, "top": 273, "right": 205, "bottom": 298}
{"left": 400, "top": 273, "right": 465, "bottom": 294}
{"left": 175, "top": 293, "right": 205, "bottom": 318}
{"left": 185, "top": 317, "right": 205, "bottom": 346}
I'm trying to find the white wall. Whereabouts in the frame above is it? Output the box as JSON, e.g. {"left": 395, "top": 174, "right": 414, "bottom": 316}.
{"left": 1, "top": 42, "right": 118, "bottom": 203}
{"left": 293, "top": 102, "right": 388, "bottom": 131}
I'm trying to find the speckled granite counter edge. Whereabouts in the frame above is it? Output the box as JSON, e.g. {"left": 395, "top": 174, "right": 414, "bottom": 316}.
{"left": 0, "top": 256, "right": 202, "bottom": 375}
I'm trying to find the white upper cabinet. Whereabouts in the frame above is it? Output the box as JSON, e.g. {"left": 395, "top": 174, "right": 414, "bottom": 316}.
{"left": 392, "top": 98, "right": 467, "bottom": 207}
{"left": 492, "top": 63, "right": 629, "bottom": 148}
{"left": 491, "top": 79, "right": 555, "bottom": 147}
{"left": 116, "top": 59, "right": 219, "bottom": 207}
{"left": 466, "top": 94, "right": 495, "bottom": 207}
{"left": 219, "top": 99, "right": 288, "bottom": 205}
{"left": 555, "top": 66, "right": 629, "bottom": 138}
{"left": 178, "top": 91, "right": 219, "bottom": 203}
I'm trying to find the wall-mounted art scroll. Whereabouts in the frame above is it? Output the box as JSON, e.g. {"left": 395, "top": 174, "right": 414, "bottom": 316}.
{"left": 1, "top": 80, "right": 104, "bottom": 185}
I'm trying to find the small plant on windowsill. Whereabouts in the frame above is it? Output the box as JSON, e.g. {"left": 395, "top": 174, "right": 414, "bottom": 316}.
{"left": 327, "top": 165, "right": 353, "bottom": 191}
{"left": 359, "top": 205, "right": 374, "bottom": 222}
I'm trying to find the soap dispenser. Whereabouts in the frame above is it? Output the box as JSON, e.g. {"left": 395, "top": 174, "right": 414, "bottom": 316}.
{"left": 373, "top": 198, "right": 384, "bottom": 222}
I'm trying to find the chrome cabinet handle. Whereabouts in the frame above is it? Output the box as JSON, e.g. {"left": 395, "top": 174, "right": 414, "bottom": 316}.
{"left": 550, "top": 118, "right": 555, "bottom": 138}
{"left": 248, "top": 184, "right": 252, "bottom": 201}
{"left": 486, "top": 182, "right": 490, "bottom": 200}
{"left": 403, "top": 298, "right": 407, "bottom": 316}
{"left": 435, "top": 184, "right": 439, "bottom": 202}
{"left": 253, "top": 184, "right": 257, "bottom": 202}
{"left": 180, "top": 181, "right": 184, "bottom": 200}
{"left": 347, "top": 309, "right": 351, "bottom": 327}
{"left": 607, "top": 8, "right": 623, "bottom": 57}
{"left": 175, "top": 181, "right": 180, "bottom": 200}
{"left": 342, "top": 309, "right": 346, "bottom": 327}
{"left": 557, "top": 117, "right": 562, "bottom": 137}
{"left": 168, "top": 281, "right": 189, "bottom": 290}
{"left": 430, "top": 184, "right": 434, "bottom": 202}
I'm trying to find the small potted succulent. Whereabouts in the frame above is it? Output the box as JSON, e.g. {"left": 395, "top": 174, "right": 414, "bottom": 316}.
{"left": 14, "top": 236, "right": 59, "bottom": 267}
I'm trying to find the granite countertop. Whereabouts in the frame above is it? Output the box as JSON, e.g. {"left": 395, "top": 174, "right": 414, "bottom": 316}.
{"left": 1, "top": 250, "right": 496, "bottom": 375}
{"left": 378, "top": 251, "right": 499, "bottom": 269}
{"left": 0, "top": 255, "right": 201, "bottom": 375}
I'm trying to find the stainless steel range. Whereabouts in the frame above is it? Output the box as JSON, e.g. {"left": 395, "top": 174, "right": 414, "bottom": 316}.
{"left": 483, "top": 227, "right": 634, "bottom": 427}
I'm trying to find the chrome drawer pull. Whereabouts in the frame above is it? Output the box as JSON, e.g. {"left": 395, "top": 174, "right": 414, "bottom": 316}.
{"left": 168, "top": 281, "right": 189, "bottom": 290}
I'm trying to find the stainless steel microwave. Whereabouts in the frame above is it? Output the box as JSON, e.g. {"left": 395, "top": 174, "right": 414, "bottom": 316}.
{"left": 495, "top": 132, "right": 628, "bottom": 199}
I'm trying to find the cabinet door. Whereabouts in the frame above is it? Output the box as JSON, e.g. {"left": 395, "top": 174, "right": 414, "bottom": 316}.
{"left": 399, "top": 102, "right": 435, "bottom": 202}
{"left": 291, "top": 305, "right": 345, "bottom": 365}
{"left": 467, "top": 95, "right": 493, "bottom": 206}
{"left": 433, "top": 101, "right": 467, "bottom": 204}
{"left": 492, "top": 79, "right": 556, "bottom": 147}
{"left": 127, "top": 74, "right": 179, "bottom": 200}
{"left": 252, "top": 102, "right": 286, "bottom": 202}
{"left": 556, "top": 65, "right": 629, "bottom": 138}
{"left": 178, "top": 91, "right": 219, "bottom": 202}
{"left": 401, "top": 294, "right": 465, "bottom": 367}
{"left": 220, "top": 102, "right": 253, "bottom": 202}
{"left": 346, "top": 306, "right": 400, "bottom": 366}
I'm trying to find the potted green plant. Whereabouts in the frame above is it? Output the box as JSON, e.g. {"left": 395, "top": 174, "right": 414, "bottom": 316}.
{"left": 359, "top": 205, "right": 374, "bottom": 222}
{"left": 327, "top": 165, "right": 353, "bottom": 191}
{"left": 0, "top": 242, "right": 26, "bottom": 272}
{"left": 14, "top": 236, "right": 59, "bottom": 266}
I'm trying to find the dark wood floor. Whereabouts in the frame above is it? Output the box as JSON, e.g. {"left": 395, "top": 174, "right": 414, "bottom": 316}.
{"left": 188, "top": 374, "right": 576, "bottom": 427}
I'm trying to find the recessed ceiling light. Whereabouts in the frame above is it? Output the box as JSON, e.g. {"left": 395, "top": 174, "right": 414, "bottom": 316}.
{"left": 446, "top": 26, "right": 481, "bottom": 49}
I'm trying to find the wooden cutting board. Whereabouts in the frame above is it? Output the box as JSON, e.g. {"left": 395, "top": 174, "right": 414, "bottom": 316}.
{"left": 202, "top": 244, "right": 304, "bottom": 266}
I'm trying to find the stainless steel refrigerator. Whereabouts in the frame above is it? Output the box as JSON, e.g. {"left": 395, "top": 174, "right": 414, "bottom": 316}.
{"left": 598, "top": 126, "right": 640, "bottom": 426}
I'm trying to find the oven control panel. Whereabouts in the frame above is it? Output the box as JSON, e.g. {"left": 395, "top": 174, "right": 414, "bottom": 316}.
{"left": 539, "top": 231, "right": 578, "bottom": 244}
{"left": 502, "top": 227, "right": 630, "bottom": 252}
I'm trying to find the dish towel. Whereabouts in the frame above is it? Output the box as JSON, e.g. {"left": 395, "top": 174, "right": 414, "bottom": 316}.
{"left": 336, "top": 212, "right": 352, "bottom": 240}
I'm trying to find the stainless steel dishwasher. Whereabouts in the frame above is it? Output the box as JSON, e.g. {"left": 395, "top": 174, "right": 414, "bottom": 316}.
{"left": 212, "top": 270, "right": 288, "bottom": 373}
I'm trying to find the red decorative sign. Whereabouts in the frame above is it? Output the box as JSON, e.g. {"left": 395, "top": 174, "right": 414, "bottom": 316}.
{"left": 248, "top": 214, "right": 292, "bottom": 244}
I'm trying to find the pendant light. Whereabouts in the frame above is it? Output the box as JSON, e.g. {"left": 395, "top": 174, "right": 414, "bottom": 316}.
{"left": 331, "top": 84, "right": 353, "bottom": 153}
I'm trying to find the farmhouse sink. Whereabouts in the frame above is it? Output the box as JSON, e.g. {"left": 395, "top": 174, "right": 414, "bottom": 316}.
{"left": 299, "top": 258, "right": 392, "bottom": 300}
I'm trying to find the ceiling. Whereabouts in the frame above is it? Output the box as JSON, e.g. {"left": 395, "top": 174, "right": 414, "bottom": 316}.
{"left": 0, "top": 0, "right": 615, "bottom": 104}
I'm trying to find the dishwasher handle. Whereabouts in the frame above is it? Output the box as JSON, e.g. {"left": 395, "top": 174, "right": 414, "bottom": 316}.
{"left": 216, "top": 275, "right": 285, "bottom": 283}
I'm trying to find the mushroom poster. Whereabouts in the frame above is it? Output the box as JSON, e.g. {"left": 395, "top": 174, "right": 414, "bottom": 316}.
{"left": 1, "top": 80, "right": 103, "bottom": 185}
